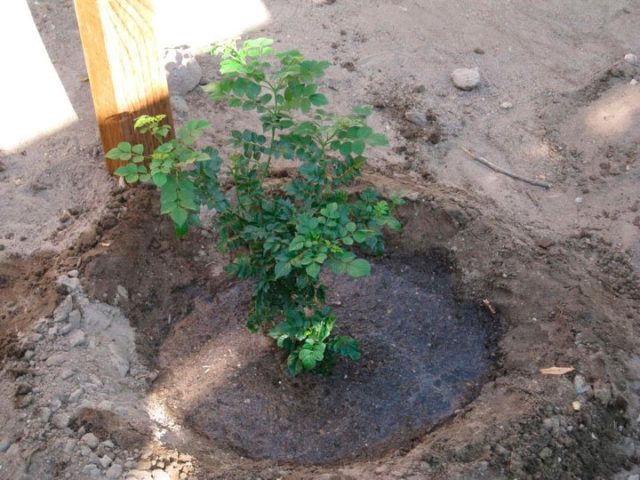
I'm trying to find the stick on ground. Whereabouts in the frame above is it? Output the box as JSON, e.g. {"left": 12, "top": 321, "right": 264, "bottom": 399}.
{"left": 461, "top": 147, "right": 552, "bottom": 189}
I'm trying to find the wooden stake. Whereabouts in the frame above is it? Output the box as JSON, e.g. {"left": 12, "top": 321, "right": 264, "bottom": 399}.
{"left": 74, "top": 0, "right": 174, "bottom": 174}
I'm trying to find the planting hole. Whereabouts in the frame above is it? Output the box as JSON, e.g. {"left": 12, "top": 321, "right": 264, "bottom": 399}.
{"left": 153, "top": 253, "right": 497, "bottom": 464}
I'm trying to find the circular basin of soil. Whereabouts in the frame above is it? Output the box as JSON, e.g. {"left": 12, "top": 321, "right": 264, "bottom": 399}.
{"left": 154, "top": 253, "right": 497, "bottom": 464}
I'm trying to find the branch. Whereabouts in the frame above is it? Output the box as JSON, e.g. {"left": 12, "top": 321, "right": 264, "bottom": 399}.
{"left": 461, "top": 147, "right": 552, "bottom": 189}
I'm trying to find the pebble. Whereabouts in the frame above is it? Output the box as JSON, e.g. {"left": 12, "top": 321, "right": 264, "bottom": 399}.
{"left": 46, "top": 352, "right": 68, "bottom": 366}
{"left": 152, "top": 469, "right": 170, "bottom": 480}
{"left": 61, "top": 368, "right": 74, "bottom": 380}
{"left": 574, "top": 374, "right": 590, "bottom": 395}
{"left": 56, "top": 275, "right": 80, "bottom": 293}
{"left": 39, "top": 407, "right": 52, "bottom": 422}
{"left": 69, "top": 387, "right": 83, "bottom": 403}
{"left": 575, "top": 196, "right": 583, "bottom": 204}
{"left": 170, "top": 95, "right": 189, "bottom": 116}
{"left": 31, "top": 333, "right": 44, "bottom": 343}
{"left": 572, "top": 400, "right": 581, "bottom": 411}
{"left": 48, "top": 326, "right": 58, "bottom": 336}
{"left": 539, "top": 446, "right": 552, "bottom": 459}
{"left": 102, "top": 440, "right": 115, "bottom": 449}
{"left": 64, "top": 439, "right": 77, "bottom": 454}
{"left": 68, "top": 310, "right": 82, "bottom": 328}
{"left": 82, "top": 433, "right": 100, "bottom": 449}
{"left": 451, "top": 67, "right": 481, "bottom": 90}
{"left": 69, "top": 329, "right": 87, "bottom": 347}
{"left": 53, "top": 295, "right": 73, "bottom": 322}
{"left": 59, "top": 323, "right": 74, "bottom": 336}
{"left": 51, "top": 412, "right": 70, "bottom": 429}
{"left": 404, "top": 110, "right": 428, "bottom": 127}
{"left": 67, "top": 269, "right": 79, "bottom": 278}
{"left": 500, "top": 101, "right": 513, "bottom": 110}
{"left": 628, "top": 475, "right": 640, "bottom": 480}
{"left": 631, "top": 79, "right": 638, "bottom": 86}
{"left": 0, "top": 437, "right": 11, "bottom": 453}
{"left": 106, "top": 463, "right": 124, "bottom": 479}
{"left": 117, "top": 285, "right": 129, "bottom": 300}
{"left": 624, "top": 53, "right": 639, "bottom": 66}
{"left": 100, "top": 455, "right": 113, "bottom": 468}
{"left": 23, "top": 350, "right": 35, "bottom": 360}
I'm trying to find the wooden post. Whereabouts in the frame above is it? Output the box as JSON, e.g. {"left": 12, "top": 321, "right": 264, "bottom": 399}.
{"left": 74, "top": 0, "right": 174, "bottom": 174}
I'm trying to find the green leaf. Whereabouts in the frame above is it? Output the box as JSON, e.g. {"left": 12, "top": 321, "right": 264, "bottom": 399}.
{"left": 346, "top": 258, "right": 370, "bottom": 277}
{"left": 289, "top": 235, "right": 306, "bottom": 252}
{"left": 298, "top": 341, "right": 325, "bottom": 369}
{"left": 170, "top": 207, "right": 188, "bottom": 226}
{"left": 353, "top": 230, "right": 368, "bottom": 243}
{"left": 331, "top": 336, "right": 361, "bottom": 360}
{"left": 309, "top": 93, "right": 328, "bottom": 106}
{"left": 306, "top": 262, "right": 321, "bottom": 279}
{"left": 132, "top": 144, "right": 144, "bottom": 155}
{"left": 274, "top": 261, "right": 292, "bottom": 279}
{"left": 152, "top": 172, "right": 168, "bottom": 187}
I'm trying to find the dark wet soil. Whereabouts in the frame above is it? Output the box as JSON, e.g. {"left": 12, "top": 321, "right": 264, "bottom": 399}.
{"left": 155, "top": 254, "right": 498, "bottom": 464}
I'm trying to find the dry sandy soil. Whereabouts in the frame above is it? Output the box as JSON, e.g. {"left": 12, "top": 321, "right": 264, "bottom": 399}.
{"left": 1, "top": 0, "right": 639, "bottom": 479}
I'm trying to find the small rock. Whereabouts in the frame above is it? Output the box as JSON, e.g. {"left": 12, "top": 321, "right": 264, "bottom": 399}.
{"left": 451, "top": 67, "right": 481, "bottom": 91}
{"left": 48, "top": 325, "right": 58, "bottom": 336}
{"left": 631, "top": 79, "right": 638, "bottom": 86}
{"left": 68, "top": 269, "right": 79, "bottom": 278}
{"left": 69, "top": 387, "right": 83, "bottom": 403}
{"left": 54, "top": 295, "right": 74, "bottom": 322}
{"left": 15, "top": 393, "right": 33, "bottom": 408}
{"left": 0, "top": 437, "right": 11, "bottom": 453}
{"left": 575, "top": 196, "right": 583, "bottom": 204}
{"left": 106, "top": 463, "right": 124, "bottom": 479}
{"left": 170, "top": 95, "right": 189, "bottom": 116}
{"left": 64, "top": 439, "right": 77, "bottom": 454}
{"left": 117, "top": 285, "right": 129, "bottom": 300}
{"left": 56, "top": 275, "right": 80, "bottom": 293}
{"left": 100, "top": 455, "right": 113, "bottom": 468}
{"left": 109, "top": 344, "right": 130, "bottom": 377}
{"left": 30, "top": 332, "right": 44, "bottom": 343}
{"left": 39, "top": 406, "right": 52, "bottom": 422}
{"left": 164, "top": 47, "right": 202, "bottom": 95}
{"left": 102, "top": 440, "right": 115, "bottom": 449}
{"left": 628, "top": 474, "right": 640, "bottom": 480}
{"left": 82, "top": 433, "right": 100, "bottom": 449}
{"left": 68, "top": 329, "right": 87, "bottom": 348}
{"left": 404, "top": 110, "right": 427, "bottom": 127}
{"left": 59, "top": 323, "right": 74, "bottom": 336}
{"left": 152, "top": 469, "right": 170, "bottom": 480}
{"left": 61, "top": 368, "right": 74, "bottom": 380}
{"left": 49, "top": 397, "right": 63, "bottom": 411}
{"left": 624, "top": 53, "right": 639, "bottom": 66}
{"left": 51, "top": 412, "right": 70, "bottom": 429}
{"left": 500, "top": 101, "right": 513, "bottom": 110}
{"left": 574, "top": 374, "right": 590, "bottom": 395}
{"left": 473, "top": 47, "right": 485, "bottom": 54}
{"left": 68, "top": 310, "right": 82, "bottom": 328}
{"left": 23, "top": 350, "right": 35, "bottom": 360}
{"left": 45, "top": 352, "right": 68, "bottom": 366}
{"left": 572, "top": 400, "right": 581, "bottom": 411}
{"left": 539, "top": 446, "right": 552, "bottom": 459}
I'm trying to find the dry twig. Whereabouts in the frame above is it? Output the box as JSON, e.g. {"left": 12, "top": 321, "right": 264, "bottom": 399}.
{"left": 462, "top": 147, "right": 552, "bottom": 189}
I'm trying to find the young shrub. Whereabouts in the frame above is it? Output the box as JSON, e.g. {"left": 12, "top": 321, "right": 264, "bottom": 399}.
{"left": 107, "top": 38, "right": 402, "bottom": 375}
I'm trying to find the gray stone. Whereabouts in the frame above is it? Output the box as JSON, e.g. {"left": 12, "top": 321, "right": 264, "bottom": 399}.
{"left": 100, "top": 455, "right": 113, "bottom": 468}
{"left": 101, "top": 440, "right": 115, "bottom": 449}
{"left": 59, "top": 323, "right": 74, "bottom": 336}
{"left": 68, "top": 329, "right": 87, "bottom": 348}
{"left": 30, "top": 332, "right": 44, "bottom": 343}
{"left": 574, "top": 374, "right": 590, "bottom": 395}
{"left": 106, "top": 463, "right": 124, "bottom": 479}
{"left": 69, "top": 387, "right": 84, "bottom": 403}
{"left": 64, "top": 439, "right": 77, "bottom": 454}
{"left": 82, "top": 433, "right": 100, "bottom": 449}
{"left": 628, "top": 474, "right": 640, "bottom": 480}
{"left": 451, "top": 67, "right": 481, "bottom": 90}
{"left": 23, "top": 350, "right": 35, "bottom": 360}
{"left": 0, "top": 437, "right": 11, "bottom": 453}
{"left": 404, "top": 110, "right": 427, "bottom": 127}
{"left": 109, "top": 344, "right": 130, "bottom": 377}
{"left": 164, "top": 47, "right": 202, "bottom": 96}
{"left": 116, "top": 285, "right": 129, "bottom": 300}
{"left": 624, "top": 53, "right": 639, "bottom": 66}
{"left": 61, "top": 368, "right": 74, "bottom": 380}
{"left": 56, "top": 275, "right": 80, "bottom": 293}
{"left": 53, "top": 295, "right": 73, "bottom": 322}
{"left": 68, "top": 310, "right": 82, "bottom": 329}
{"left": 39, "top": 407, "right": 52, "bottom": 422}
{"left": 500, "top": 101, "right": 513, "bottom": 110}
{"left": 45, "top": 352, "right": 68, "bottom": 366}
{"left": 170, "top": 95, "right": 189, "bottom": 116}
{"left": 51, "top": 412, "right": 70, "bottom": 429}
{"left": 67, "top": 269, "right": 79, "bottom": 278}
{"left": 82, "top": 304, "right": 112, "bottom": 332}
{"left": 48, "top": 325, "right": 58, "bottom": 336}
